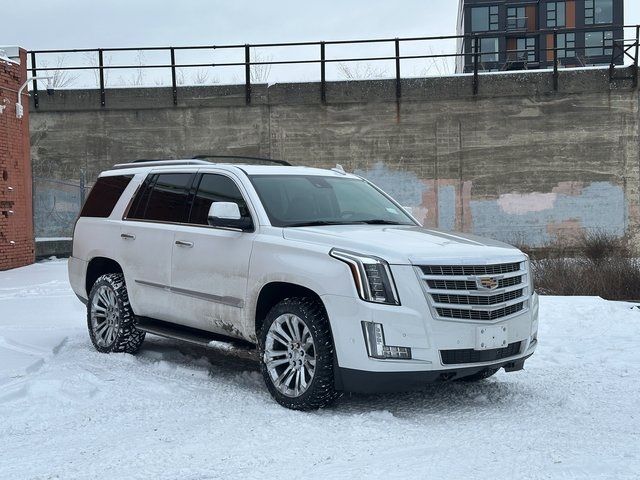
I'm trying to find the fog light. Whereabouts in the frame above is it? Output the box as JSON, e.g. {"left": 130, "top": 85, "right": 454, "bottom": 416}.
{"left": 362, "top": 321, "right": 412, "bottom": 360}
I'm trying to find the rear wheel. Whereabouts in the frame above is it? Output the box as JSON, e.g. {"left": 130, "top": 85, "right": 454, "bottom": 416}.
{"left": 87, "top": 273, "right": 145, "bottom": 354}
{"left": 260, "top": 297, "right": 340, "bottom": 410}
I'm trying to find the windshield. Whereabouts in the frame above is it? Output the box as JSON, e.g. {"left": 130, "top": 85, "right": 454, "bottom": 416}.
{"left": 249, "top": 174, "right": 416, "bottom": 228}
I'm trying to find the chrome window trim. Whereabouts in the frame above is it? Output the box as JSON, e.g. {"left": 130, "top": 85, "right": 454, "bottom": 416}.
{"left": 121, "top": 169, "right": 257, "bottom": 233}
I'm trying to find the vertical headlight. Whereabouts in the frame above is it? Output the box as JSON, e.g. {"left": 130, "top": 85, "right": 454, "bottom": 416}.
{"left": 524, "top": 254, "right": 534, "bottom": 293}
{"left": 330, "top": 249, "right": 400, "bottom": 305}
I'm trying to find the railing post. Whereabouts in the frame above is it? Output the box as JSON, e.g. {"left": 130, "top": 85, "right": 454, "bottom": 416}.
{"left": 634, "top": 26, "right": 640, "bottom": 89}
{"left": 30, "top": 52, "right": 39, "bottom": 109}
{"left": 98, "top": 49, "right": 105, "bottom": 107}
{"left": 245, "top": 44, "right": 251, "bottom": 105}
{"left": 395, "top": 38, "right": 401, "bottom": 100}
{"left": 553, "top": 29, "right": 559, "bottom": 91}
{"left": 473, "top": 36, "right": 479, "bottom": 95}
{"left": 320, "top": 42, "right": 326, "bottom": 104}
{"left": 170, "top": 47, "right": 178, "bottom": 106}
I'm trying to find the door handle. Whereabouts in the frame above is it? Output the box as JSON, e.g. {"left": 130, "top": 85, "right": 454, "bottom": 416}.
{"left": 175, "top": 240, "right": 194, "bottom": 248}
{"left": 121, "top": 233, "right": 136, "bottom": 240}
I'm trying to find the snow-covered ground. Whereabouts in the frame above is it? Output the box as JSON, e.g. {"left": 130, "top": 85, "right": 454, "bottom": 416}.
{"left": 1, "top": 260, "right": 639, "bottom": 480}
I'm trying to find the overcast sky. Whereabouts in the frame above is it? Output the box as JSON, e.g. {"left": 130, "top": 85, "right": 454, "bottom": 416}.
{"left": 3, "top": 0, "right": 640, "bottom": 86}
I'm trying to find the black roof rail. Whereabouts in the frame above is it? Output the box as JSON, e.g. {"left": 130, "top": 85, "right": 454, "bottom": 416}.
{"left": 192, "top": 154, "right": 292, "bottom": 166}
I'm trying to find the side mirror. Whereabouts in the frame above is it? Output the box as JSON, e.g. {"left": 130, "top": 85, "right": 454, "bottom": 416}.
{"left": 207, "top": 202, "right": 252, "bottom": 231}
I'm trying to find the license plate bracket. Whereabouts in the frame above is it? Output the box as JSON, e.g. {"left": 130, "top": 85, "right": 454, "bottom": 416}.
{"left": 476, "top": 325, "right": 508, "bottom": 350}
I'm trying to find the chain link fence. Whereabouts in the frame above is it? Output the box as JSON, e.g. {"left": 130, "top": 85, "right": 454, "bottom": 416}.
{"left": 33, "top": 174, "right": 90, "bottom": 240}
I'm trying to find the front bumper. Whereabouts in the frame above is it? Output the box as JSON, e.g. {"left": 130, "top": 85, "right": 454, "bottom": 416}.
{"left": 335, "top": 348, "right": 535, "bottom": 393}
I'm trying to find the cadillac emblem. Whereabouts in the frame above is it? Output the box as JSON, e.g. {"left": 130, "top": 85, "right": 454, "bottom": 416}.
{"left": 478, "top": 277, "right": 498, "bottom": 290}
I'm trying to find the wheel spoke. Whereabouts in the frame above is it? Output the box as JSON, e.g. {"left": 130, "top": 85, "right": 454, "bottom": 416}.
{"left": 98, "top": 290, "right": 110, "bottom": 308}
{"left": 264, "top": 349, "right": 287, "bottom": 360}
{"left": 283, "top": 368, "right": 296, "bottom": 390}
{"left": 274, "top": 365, "right": 293, "bottom": 387}
{"left": 274, "top": 322, "right": 293, "bottom": 344}
{"left": 93, "top": 304, "right": 106, "bottom": 314}
{"left": 106, "top": 288, "right": 117, "bottom": 308}
{"left": 266, "top": 357, "right": 290, "bottom": 368}
{"left": 299, "top": 368, "right": 308, "bottom": 390}
{"left": 95, "top": 321, "right": 109, "bottom": 334}
{"left": 304, "top": 361, "right": 314, "bottom": 377}
{"left": 108, "top": 327, "right": 117, "bottom": 344}
{"left": 287, "top": 315, "right": 302, "bottom": 342}
{"left": 98, "top": 325, "right": 110, "bottom": 342}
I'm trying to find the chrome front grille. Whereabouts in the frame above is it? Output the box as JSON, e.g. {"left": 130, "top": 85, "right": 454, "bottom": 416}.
{"left": 417, "top": 260, "right": 530, "bottom": 322}
{"left": 431, "top": 288, "right": 523, "bottom": 306}
{"left": 420, "top": 263, "right": 521, "bottom": 276}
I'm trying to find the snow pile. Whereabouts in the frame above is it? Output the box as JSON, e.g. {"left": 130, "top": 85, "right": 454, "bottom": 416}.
{"left": 1, "top": 260, "right": 639, "bottom": 479}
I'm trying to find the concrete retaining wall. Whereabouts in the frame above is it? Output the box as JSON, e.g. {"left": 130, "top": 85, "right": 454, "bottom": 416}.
{"left": 29, "top": 67, "right": 640, "bottom": 248}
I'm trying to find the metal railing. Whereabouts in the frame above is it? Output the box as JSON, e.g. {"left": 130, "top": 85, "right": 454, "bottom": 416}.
{"left": 27, "top": 24, "right": 639, "bottom": 107}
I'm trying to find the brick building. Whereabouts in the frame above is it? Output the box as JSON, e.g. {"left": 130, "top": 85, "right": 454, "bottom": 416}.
{"left": 0, "top": 47, "right": 34, "bottom": 270}
{"left": 456, "top": 0, "right": 624, "bottom": 73}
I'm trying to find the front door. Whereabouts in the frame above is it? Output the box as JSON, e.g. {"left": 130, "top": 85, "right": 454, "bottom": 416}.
{"left": 169, "top": 172, "right": 256, "bottom": 340}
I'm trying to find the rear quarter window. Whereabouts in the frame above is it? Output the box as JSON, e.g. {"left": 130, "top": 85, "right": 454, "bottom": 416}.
{"left": 79, "top": 175, "right": 133, "bottom": 218}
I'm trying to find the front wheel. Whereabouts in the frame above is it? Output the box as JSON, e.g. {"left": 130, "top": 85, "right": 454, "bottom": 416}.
{"left": 260, "top": 297, "right": 340, "bottom": 410}
{"left": 87, "top": 273, "right": 145, "bottom": 354}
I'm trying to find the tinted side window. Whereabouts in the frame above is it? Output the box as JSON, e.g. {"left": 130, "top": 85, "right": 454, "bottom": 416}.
{"left": 137, "top": 173, "right": 194, "bottom": 223}
{"left": 189, "top": 174, "right": 251, "bottom": 225}
{"left": 80, "top": 175, "right": 133, "bottom": 218}
{"left": 126, "top": 174, "right": 156, "bottom": 220}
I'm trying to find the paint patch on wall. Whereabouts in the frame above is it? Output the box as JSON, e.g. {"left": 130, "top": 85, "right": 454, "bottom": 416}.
{"left": 470, "top": 182, "right": 627, "bottom": 246}
{"left": 438, "top": 185, "right": 456, "bottom": 231}
{"left": 497, "top": 192, "right": 557, "bottom": 215}
{"left": 354, "top": 162, "right": 427, "bottom": 207}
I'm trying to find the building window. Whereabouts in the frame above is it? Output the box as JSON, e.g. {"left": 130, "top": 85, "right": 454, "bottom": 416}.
{"left": 585, "top": 30, "right": 614, "bottom": 57}
{"left": 557, "top": 33, "right": 576, "bottom": 58}
{"left": 471, "top": 6, "right": 499, "bottom": 32}
{"left": 516, "top": 37, "right": 537, "bottom": 62}
{"left": 585, "top": 0, "right": 613, "bottom": 25}
{"left": 473, "top": 37, "right": 500, "bottom": 62}
{"left": 547, "top": 2, "right": 566, "bottom": 28}
{"left": 507, "top": 6, "right": 526, "bottom": 30}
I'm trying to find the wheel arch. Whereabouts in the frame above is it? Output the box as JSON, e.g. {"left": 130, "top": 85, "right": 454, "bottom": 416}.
{"left": 85, "top": 256, "right": 123, "bottom": 296}
{"left": 254, "top": 282, "right": 329, "bottom": 341}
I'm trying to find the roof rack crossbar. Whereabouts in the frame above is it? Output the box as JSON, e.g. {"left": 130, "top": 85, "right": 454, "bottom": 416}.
{"left": 192, "top": 155, "right": 292, "bottom": 166}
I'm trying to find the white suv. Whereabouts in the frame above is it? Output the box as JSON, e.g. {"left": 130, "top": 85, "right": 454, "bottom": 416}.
{"left": 69, "top": 157, "right": 538, "bottom": 410}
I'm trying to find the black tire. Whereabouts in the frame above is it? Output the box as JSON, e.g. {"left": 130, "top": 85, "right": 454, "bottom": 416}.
{"left": 87, "top": 273, "right": 145, "bottom": 354}
{"left": 458, "top": 368, "right": 499, "bottom": 382}
{"left": 259, "top": 297, "right": 340, "bottom": 410}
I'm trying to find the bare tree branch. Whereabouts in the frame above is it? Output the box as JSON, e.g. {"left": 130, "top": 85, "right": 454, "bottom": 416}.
{"left": 337, "top": 63, "right": 388, "bottom": 80}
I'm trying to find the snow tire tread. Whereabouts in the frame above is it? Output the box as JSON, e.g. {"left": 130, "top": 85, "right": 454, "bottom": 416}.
{"left": 87, "top": 273, "right": 145, "bottom": 354}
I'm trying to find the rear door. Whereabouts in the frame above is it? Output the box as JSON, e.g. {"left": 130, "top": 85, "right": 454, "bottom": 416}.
{"left": 169, "top": 171, "right": 257, "bottom": 339}
{"left": 119, "top": 171, "right": 195, "bottom": 320}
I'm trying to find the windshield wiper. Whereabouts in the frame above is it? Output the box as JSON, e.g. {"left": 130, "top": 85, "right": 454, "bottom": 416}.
{"left": 286, "top": 221, "right": 357, "bottom": 228}
{"left": 360, "top": 219, "right": 407, "bottom": 225}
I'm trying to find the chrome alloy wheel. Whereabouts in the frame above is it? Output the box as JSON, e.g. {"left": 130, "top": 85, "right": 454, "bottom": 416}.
{"left": 90, "top": 285, "right": 121, "bottom": 348}
{"left": 264, "top": 313, "right": 316, "bottom": 398}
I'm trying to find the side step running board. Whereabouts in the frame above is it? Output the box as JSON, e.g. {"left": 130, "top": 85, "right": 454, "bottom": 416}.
{"left": 135, "top": 317, "right": 245, "bottom": 348}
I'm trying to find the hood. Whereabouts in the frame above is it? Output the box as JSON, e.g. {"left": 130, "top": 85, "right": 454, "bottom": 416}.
{"left": 282, "top": 225, "right": 525, "bottom": 265}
